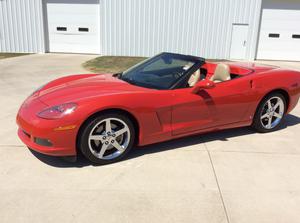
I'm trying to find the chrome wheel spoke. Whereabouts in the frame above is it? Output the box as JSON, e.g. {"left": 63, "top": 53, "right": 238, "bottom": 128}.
{"left": 115, "top": 126, "right": 129, "bottom": 137}
{"left": 111, "top": 141, "right": 125, "bottom": 152}
{"left": 267, "top": 117, "right": 272, "bottom": 129}
{"left": 98, "top": 143, "right": 109, "bottom": 158}
{"left": 273, "top": 102, "right": 280, "bottom": 110}
{"left": 105, "top": 119, "right": 112, "bottom": 133}
{"left": 261, "top": 113, "right": 268, "bottom": 120}
{"left": 273, "top": 112, "right": 282, "bottom": 118}
{"left": 89, "top": 135, "right": 105, "bottom": 142}
{"left": 267, "top": 100, "right": 272, "bottom": 109}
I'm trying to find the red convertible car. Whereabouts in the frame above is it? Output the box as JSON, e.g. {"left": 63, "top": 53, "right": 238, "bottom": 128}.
{"left": 17, "top": 52, "right": 300, "bottom": 164}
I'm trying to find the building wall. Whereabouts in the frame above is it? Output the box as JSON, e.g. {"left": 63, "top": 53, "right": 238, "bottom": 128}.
{"left": 99, "top": 0, "right": 263, "bottom": 59}
{"left": 0, "top": 0, "right": 263, "bottom": 59}
{"left": 0, "top": 0, "right": 45, "bottom": 53}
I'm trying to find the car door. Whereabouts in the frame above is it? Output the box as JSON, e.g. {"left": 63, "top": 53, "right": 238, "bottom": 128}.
{"left": 171, "top": 77, "right": 253, "bottom": 135}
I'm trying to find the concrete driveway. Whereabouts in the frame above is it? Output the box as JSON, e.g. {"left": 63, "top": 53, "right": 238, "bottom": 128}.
{"left": 0, "top": 54, "right": 300, "bottom": 223}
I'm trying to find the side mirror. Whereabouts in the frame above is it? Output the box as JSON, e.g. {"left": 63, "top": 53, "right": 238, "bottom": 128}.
{"left": 191, "top": 79, "right": 215, "bottom": 94}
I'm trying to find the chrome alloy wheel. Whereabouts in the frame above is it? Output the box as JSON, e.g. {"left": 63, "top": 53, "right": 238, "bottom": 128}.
{"left": 260, "top": 96, "right": 285, "bottom": 129}
{"left": 88, "top": 118, "right": 130, "bottom": 160}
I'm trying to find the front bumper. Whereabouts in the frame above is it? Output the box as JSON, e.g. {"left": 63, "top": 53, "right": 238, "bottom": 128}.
{"left": 17, "top": 128, "right": 76, "bottom": 156}
{"left": 16, "top": 98, "right": 78, "bottom": 157}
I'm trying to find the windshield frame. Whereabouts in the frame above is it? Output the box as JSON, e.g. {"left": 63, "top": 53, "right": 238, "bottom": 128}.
{"left": 120, "top": 52, "right": 205, "bottom": 90}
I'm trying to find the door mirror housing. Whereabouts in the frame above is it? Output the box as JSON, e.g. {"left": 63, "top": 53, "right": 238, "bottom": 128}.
{"left": 191, "top": 79, "right": 215, "bottom": 94}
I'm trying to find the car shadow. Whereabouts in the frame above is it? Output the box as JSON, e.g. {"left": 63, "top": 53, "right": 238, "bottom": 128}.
{"left": 29, "top": 149, "right": 91, "bottom": 168}
{"left": 30, "top": 114, "right": 300, "bottom": 168}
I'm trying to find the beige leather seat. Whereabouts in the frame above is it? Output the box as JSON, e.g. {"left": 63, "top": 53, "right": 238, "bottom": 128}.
{"left": 188, "top": 69, "right": 201, "bottom": 87}
{"left": 210, "top": 63, "right": 231, "bottom": 83}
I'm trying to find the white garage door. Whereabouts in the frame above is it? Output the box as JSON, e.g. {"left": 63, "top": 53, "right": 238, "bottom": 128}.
{"left": 46, "top": 0, "right": 100, "bottom": 54}
{"left": 257, "top": 7, "right": 300, "bottom": 61}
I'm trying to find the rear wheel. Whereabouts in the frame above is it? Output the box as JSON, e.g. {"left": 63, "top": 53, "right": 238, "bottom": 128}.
{"left": 78, "top": 112, "right": 135, "bottom": 164}
{"left": 252, "top": 93, "right": 286, "bottom": 133}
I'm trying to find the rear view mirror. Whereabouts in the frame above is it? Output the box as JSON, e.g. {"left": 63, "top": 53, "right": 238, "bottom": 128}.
{"left": 162, "top": 55, "right": 173, "bottom": 64}
{"left": 191, "top": 79, "right": 215, "bottom": 94}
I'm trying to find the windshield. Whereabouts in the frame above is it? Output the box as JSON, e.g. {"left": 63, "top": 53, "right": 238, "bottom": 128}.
{"left": 120, "top": 53, "right": 198, "bottom": 89}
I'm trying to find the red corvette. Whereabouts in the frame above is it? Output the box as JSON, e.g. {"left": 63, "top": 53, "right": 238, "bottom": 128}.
{"left": 17, "top": 52, "right": 300, "bottom": 164}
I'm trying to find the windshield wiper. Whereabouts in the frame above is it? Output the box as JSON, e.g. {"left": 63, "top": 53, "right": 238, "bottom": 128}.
{"left": 112, "top": 72, "right": 123, "bottom": 79}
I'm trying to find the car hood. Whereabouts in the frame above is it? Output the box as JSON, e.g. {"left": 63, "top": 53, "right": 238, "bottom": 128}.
{"left": 37, "top": 74, "right": 148, "bottom": 106}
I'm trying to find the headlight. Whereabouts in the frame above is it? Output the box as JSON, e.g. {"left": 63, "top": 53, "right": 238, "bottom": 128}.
{"left": 37, "top": 103, "right": 77, "bottom": 119}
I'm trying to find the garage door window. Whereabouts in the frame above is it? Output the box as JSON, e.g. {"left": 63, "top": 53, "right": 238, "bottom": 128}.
{"left": 268, "top": 33, "right": 280, "bottom": 38}
{"left": 78, "top": 27, "right": 89, "bottom": 32}
{"left": 57, "top": 27, "right": 67, "bottom": 31}
{"left": 292, "top": 34, "right": 300, "bottom": 39}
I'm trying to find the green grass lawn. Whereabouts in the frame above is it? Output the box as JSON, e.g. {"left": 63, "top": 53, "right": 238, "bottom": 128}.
{"left": 0, "top": 53, "right": 30, "bottom": 60}
{"left": 83, "top": 55, "right": 227, "bottom": 74}
{"left": 83, "top": 56, "right": 147, "bottom": 73}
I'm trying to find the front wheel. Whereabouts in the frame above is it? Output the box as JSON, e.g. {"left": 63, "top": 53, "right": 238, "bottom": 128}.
{"left": 78, "top": 112, "right": 135, "bottom": 165}
{"left": 252, "top": 93, "right": 286, "bottom": 133}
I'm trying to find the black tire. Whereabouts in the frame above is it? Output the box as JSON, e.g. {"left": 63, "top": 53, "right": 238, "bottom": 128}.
{"left": 252, "top": 93, "right": 286, "bottom": 133}
{"left": 78, "top": 112, "right": 135, "bottom": 165}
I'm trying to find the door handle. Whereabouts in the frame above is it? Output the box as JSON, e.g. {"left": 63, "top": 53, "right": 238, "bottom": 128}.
{"left": 243, "top": 40, "right": 247, "bottom": 46}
